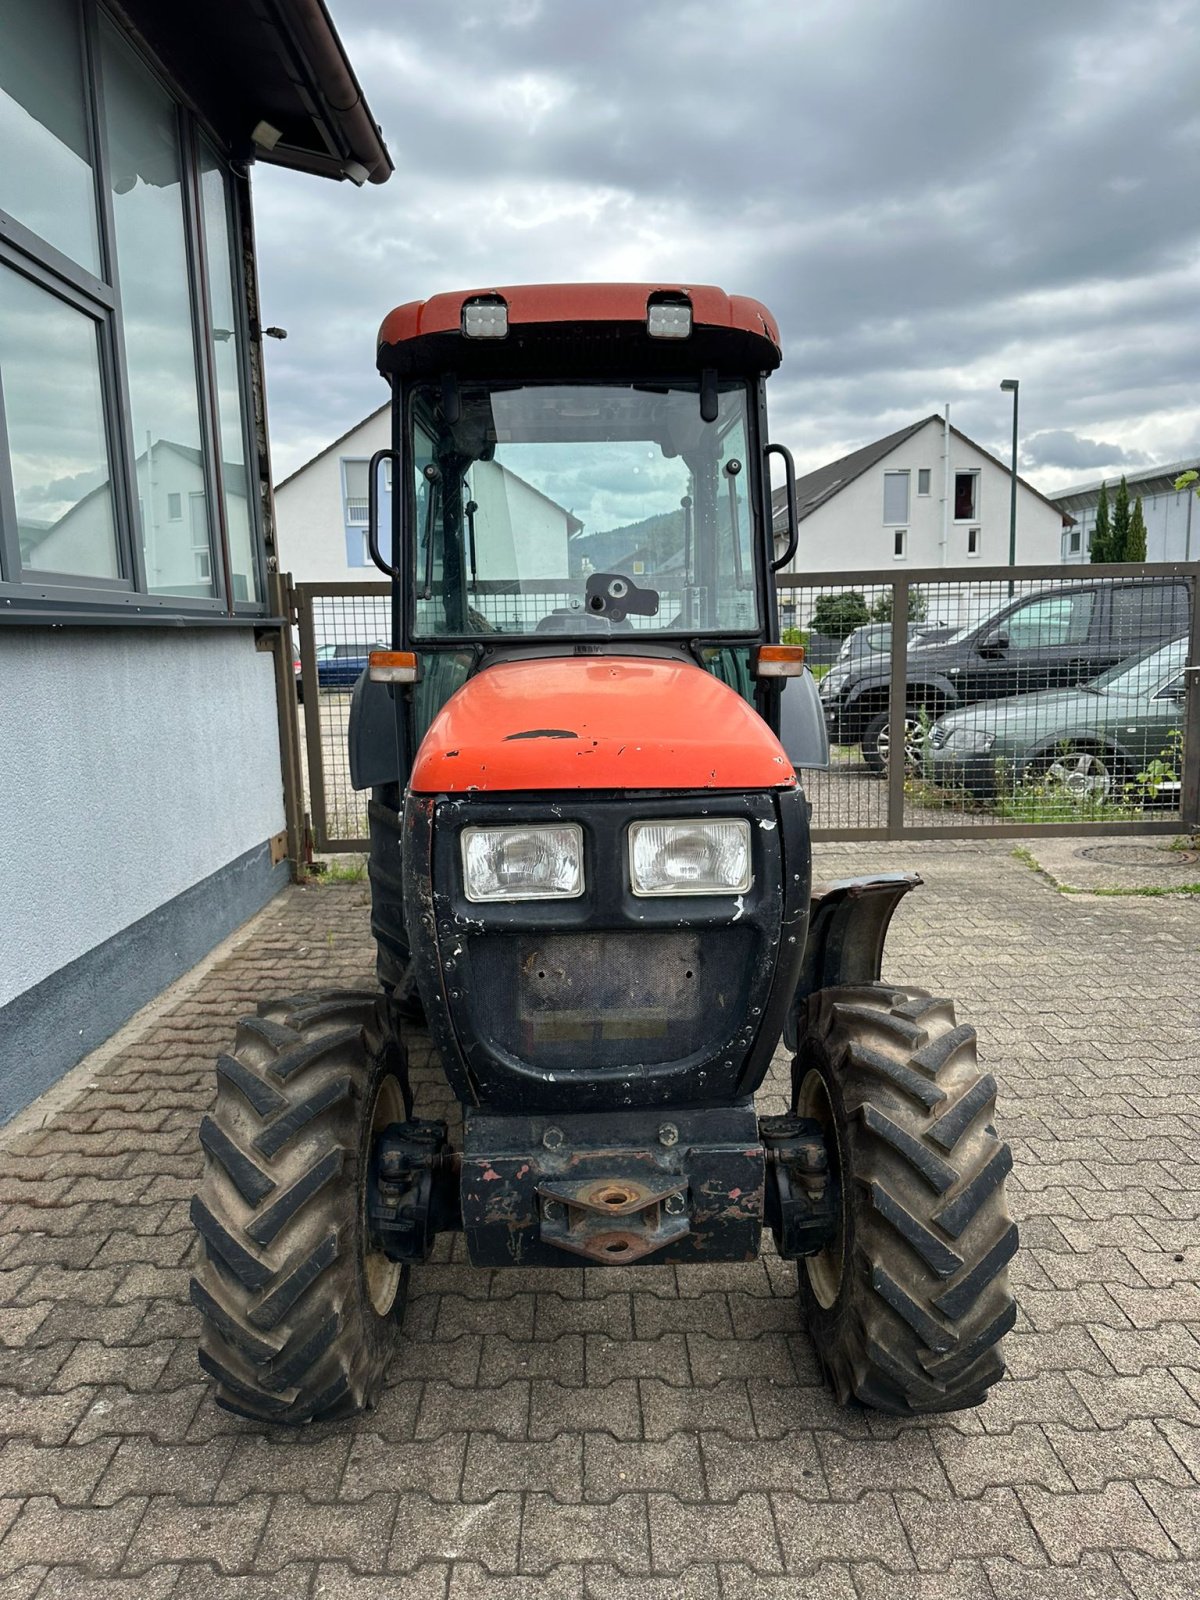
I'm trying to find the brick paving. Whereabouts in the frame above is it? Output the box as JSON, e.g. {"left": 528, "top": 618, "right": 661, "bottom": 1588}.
{"left": 1, "top": 838, "right": 1198, "bottom": 1597}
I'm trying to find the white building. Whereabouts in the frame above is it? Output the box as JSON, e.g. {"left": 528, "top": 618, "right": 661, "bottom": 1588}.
{"left": 0, "top": 0, "right": 391, "bottom": 1123}
{"left": 774, "top": 415, "right": 1072, "bottom": 576}
{"left": 274, "top": 405, "right": 581, "bottom": 584}
{"left": 1049, "top": 459, "right": 1199, "bottom": 564}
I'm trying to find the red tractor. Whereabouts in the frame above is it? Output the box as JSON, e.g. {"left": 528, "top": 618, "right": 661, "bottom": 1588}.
{"left": 191, "top": 284, "right": 1016, "bottom": 1422}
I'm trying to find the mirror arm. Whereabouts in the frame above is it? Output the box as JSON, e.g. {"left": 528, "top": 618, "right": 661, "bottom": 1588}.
{"left": 767, "top": 442, "right": 799, "bottom": 572}
{"left": 367, "top": 448, "right": 401, "bottom": 578}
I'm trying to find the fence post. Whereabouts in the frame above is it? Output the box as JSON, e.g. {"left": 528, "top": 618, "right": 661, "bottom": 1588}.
{"left": 265, "top": 570, "right": 309, "bottom": 881}
{"left": 296, "top": 585, "right": 331, "bottom": 851}
{"left": 886, "top": 576, "right": 910, "bottom": 836}
{"left": 1182, "top": 568, "right": 1200, "bottom": 832}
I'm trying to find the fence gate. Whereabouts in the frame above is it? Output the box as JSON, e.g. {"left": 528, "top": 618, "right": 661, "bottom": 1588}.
{"left": 288, "top": 564, "right": 1200, "bottom": 853}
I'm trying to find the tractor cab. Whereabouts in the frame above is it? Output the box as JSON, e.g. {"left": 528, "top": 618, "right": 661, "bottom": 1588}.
{"left": 365, "top": 284, "right": 811, "bottom": 764}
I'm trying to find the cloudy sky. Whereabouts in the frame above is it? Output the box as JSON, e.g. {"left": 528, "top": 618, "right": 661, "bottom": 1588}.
{"left": 255, "top": 0, "right": 1200, "bottom": 493}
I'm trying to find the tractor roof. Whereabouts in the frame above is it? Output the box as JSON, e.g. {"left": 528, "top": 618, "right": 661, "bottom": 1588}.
{"left": 376, "top": 284, "right": 782, "bottom": 382}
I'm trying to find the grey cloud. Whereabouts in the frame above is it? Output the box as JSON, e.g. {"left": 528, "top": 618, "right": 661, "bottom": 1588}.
{"left": 256, "top": 0, "right": 1200, "bottom": 485}
{"left": 1020, "top": 431, "right": 1151, "bottom": 471}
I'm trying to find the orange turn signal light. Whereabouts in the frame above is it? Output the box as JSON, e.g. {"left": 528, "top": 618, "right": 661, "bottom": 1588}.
{"left": 368, "top": 650, "right": 419, "bottom": 684}
{"left": 754, "top": 644, "right": 805, "bottom": 678}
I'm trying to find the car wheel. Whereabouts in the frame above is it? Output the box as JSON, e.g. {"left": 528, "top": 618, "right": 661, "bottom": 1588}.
{"left": 1040, "top": 746, "right": 1122, "bottom": 803}
{"left": 862, "top": 708, "right": 931, "bottom": 776}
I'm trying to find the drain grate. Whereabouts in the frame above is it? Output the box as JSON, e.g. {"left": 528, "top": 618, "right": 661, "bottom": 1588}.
{"left": 1076, "top": 844, "right": 1197, "bottom": 867}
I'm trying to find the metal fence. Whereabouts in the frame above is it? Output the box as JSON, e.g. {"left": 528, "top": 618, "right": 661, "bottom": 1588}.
{"left": 291, "top": 562, "right": 1200, "bottom": 851}
{"left": 778, "top": 561, "right": 1200, "bottom": 840}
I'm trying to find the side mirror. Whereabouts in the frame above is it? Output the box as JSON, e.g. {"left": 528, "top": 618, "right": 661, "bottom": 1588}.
{"left": 367, "top": 448, "right": 400, "bottom": 577}
{"left": 766, "top": 443, "right": 798, "bottom": 571}
{"left": 979, "top": 629, "right": 1009, "bottom": 655}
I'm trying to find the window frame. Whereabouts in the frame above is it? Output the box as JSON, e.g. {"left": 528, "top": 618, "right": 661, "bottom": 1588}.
{"left": 917, "top": 467, "right": 931, "bottom": 496}
{"left": 953, "top": 468, "right": 980, "bottom": 523}
{"left": 882, "top": 469, "right": 910, "bottom": 526}
{"left": 893, "top": 528, "right": 907, "bottom": 560}
{"left": 0, "top": 0, "right": 269, "bottom": 624}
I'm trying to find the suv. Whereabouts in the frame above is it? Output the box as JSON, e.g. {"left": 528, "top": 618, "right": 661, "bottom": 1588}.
{"left": 819, "top": 577, "right": 1191, "bottom": 771}
{"left": 837, "top": 620, "right": 955, "bottom": 665}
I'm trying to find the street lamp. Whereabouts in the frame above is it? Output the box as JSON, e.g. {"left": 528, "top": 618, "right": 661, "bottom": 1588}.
{"left": 1000, "top": 379, "right": 1019, "bottom": 588}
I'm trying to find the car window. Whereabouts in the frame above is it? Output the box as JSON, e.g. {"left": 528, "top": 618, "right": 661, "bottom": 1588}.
{"left": 1005, "top": 591, "right": 1095, "bottom": 649}
{"left": 315, "top": 644, "right": 336, "bottom": 660}
{"left": 1093, "top": 636, "right": 1188, "bottom": 695}
{"left": 1111, "top": 582, "right": 1188, "bottom": 643}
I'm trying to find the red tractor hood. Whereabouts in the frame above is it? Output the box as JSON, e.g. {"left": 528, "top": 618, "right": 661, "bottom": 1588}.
{"left": 410, "top": 656, "right": 796, "bottom": 794}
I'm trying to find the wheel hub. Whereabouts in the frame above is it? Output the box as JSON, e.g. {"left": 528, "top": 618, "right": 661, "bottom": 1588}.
{"left": 793, "top": 1070, "right": 845, "bottom": 1308}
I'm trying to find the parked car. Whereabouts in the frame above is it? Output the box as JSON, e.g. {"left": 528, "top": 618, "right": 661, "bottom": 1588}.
{"left": 923, "top": 635, "right": 1189, "bottom": 801}
{"left": 296, "top": 642, "right": 386, "bottom": 702}
{"left": 836, "top": 620, "right": 955, "bottom": 665}
{"left": 818, "top": 577, "right": 1191, "bottom": 771}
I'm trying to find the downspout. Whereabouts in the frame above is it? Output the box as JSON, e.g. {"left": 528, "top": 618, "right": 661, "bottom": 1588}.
{"left": 941, "top": 405, "right": 951, "bottom": 566}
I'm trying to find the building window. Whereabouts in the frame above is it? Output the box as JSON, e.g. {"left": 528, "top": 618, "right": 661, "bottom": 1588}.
{"left": 917, "top": 468, "right": 931, "bottom": 496}
{"left": 101, "top": 20, "right": 215, "bottom": 597}
{"left": 967, "top": 527, "right": 979, "bottom": 556}
{"left": 343, "top": 459, "right": 370, "bottom": 524}
{"left": 1, "top": 265, "right": 120, "bottom": 580}
{"left": 0, "top": 0, "right": 267, "bottom": 621}
{"left": 954, "top": 470, "right": 979, "bottom": 520}
{"left": 883, "top": 470, "right": 909, "bottom": 525}
{"left": 0, "top": 0, "right": 102, "bottom": 274}
{"left": 1069, "top": 528, "right": 1081, "bottom": 554}
{"left": 198, "top": 140, "right": 258, "bottom": 605}
{"left": 894, "top": 528, "right": 906, "bottom": 559}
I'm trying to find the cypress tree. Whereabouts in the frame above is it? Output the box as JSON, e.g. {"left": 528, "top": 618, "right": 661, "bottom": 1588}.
{"left": 1090, "top": 481, "right": 1111, "bottom": 562}
{"left": 1111, "top": 475, "right": 1131, "bottom": 561}
{"left": 1127, "top": 494, "right": 1148, "bottom": 561}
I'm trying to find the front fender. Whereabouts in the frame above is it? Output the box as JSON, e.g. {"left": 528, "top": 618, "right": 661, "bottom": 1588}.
{"left": 844, "top": 672, "right": 960, "bottom": 712}
{"left": 782, "top": 871, "right": 921, "bottom": 1051}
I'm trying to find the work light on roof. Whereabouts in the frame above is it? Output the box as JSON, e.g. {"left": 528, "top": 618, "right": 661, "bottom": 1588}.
{"left": 462, "top": 296, "right": 508, "bottom": 338}
{"left": 646, "top": 299, "right": 692, "bottom": 339}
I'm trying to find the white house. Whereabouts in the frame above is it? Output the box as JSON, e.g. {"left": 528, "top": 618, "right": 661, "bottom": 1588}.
{"left": 774, "top": 415, "right": 1072, "bottom": 577}
{"left": 1049, "top": 458, "right": 1199, "bottom": 564}
{"left": 274, "top": 405, "right": 581, "bottom": 584}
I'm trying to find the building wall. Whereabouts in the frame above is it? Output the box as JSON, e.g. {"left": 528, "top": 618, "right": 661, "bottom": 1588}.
{"left": 0, "top": 628, "right": 286, "bottom": 1118}
{"left": 275, "top": 409, "right": 390, "bottom": 583}
{"left": 782, "top": 419, "right": 1066, "bottom": 578}
{"left": 1056, "top": 481, "right": 1198, "bottom": 564}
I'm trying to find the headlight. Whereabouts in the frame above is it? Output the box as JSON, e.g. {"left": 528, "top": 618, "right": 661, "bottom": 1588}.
{"left": 629, "top": 818, "right": 752, "bottom": 897}
{"left": 943, "top": 727, "right": 996, "bottom": 754}
{"left": 462, "top": 824, "right": 584, "bottom": 902}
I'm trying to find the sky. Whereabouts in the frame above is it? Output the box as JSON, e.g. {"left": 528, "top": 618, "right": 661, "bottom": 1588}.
{"left": 254, "top": 0, "right": 1200, "bottom": 494}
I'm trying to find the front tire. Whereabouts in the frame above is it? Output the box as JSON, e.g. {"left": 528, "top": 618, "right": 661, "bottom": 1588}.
{"left": 793, "top": 983, "right": 1016, "bottom": 1413}
{"left": 190, "top": 991, "right": 409, "bottom": 1424}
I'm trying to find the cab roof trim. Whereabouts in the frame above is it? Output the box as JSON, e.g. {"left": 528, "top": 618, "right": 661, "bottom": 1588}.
{"left": 378, "top": 283, "right": 781, "bottom": 355}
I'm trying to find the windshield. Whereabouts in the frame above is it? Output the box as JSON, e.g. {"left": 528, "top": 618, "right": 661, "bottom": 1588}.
{"left": 1088, "top": 635, "right": 1188, "bottom": 694}
{"left": 407, "top": 380, "right": 758, "bottom": 639}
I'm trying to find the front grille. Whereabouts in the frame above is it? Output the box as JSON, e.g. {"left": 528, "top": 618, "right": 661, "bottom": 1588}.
{"left": 469, "top": 929, "right": 753, "bottom": 1072}
{"left": 929, "top": 725, "right": 950, "bottom": 749}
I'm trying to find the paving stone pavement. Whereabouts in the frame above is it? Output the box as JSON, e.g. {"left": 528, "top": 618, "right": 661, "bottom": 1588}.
{"left": 1, "top": 838, "right": 1198, "bottom": 1598}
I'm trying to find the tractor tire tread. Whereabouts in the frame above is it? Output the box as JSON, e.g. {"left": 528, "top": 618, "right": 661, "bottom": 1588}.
{"left": 191, "top": 989, "right": 408, "bottom": 1425}
{"left": 794, "top": 982, "right": 1017, "bottom": 1415}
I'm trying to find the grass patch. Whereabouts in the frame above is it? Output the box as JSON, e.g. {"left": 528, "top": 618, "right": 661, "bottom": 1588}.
{"left": 311, "top": 859, "right": 368, "bottom": 884}
{"left": 1059, "top": 881, "right": 1200, "bottom": 897}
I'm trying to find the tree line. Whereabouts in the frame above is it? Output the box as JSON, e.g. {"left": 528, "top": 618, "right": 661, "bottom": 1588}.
{"left": 1089, "top": 475, "right": 1147, "bottom": 563}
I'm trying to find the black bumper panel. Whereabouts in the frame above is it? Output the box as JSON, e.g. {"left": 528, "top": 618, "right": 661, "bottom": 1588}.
{"left": 461, "top": 1104, "right": 764, "bottom": 1268}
